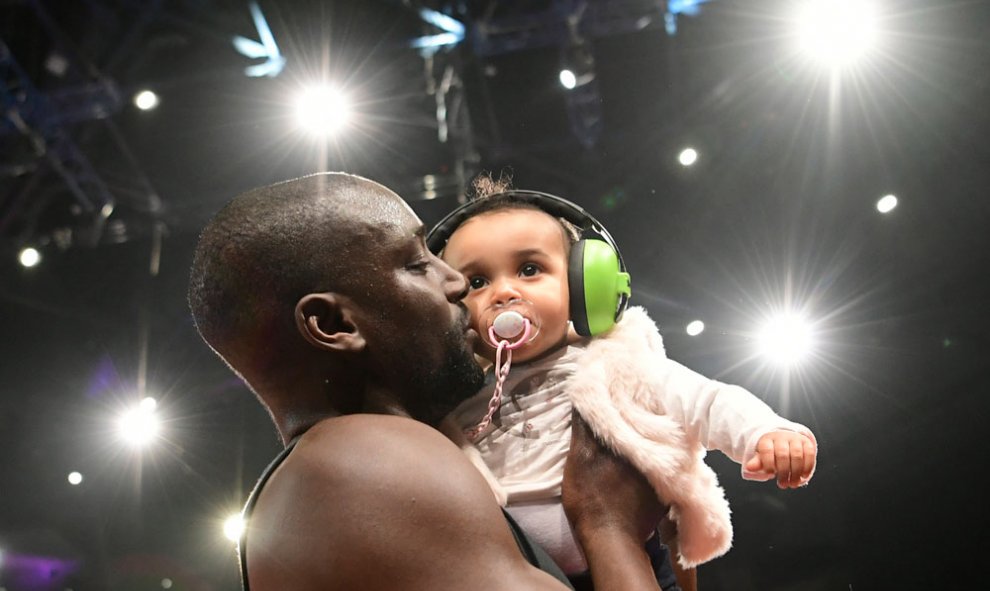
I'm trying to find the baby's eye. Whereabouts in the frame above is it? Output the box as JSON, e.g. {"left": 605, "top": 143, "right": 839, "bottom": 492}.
{"left": 468, "top": 276, "right": 488, "bottom": 290}
{"left": 519, "top": 263, "right": 540, "bottom": 277}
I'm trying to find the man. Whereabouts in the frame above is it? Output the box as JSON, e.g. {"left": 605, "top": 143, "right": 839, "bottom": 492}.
{"left": 188, "top": 172, "right": 665, "bottom": 590}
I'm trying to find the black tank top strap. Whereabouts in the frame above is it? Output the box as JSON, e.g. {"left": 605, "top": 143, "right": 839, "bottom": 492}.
{"left": 239, "top": 437, "right": 299, "bottom": 591}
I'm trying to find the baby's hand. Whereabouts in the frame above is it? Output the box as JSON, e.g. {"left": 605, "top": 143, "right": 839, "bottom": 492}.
{"left": 744, "top": 430, "right": 817, "bottom": 489}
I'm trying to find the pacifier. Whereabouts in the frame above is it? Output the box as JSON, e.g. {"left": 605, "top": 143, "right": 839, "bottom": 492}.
{"left": 465, "top": 301, "right": 541, "bottom": 441}
{"left": 492, "top": 310, "right": 527, "bottom": 339}
{"left": 484, "top": 300, "right": 541, "bottom": 349}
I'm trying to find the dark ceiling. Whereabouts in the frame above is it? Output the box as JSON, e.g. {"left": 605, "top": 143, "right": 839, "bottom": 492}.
{"left": 1, "top": 0, "right": 988, "bottom": 589}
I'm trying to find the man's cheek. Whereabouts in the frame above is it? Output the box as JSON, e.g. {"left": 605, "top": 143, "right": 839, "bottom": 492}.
{"left": 464, "top": 302, "right": 484, "bottom": 331}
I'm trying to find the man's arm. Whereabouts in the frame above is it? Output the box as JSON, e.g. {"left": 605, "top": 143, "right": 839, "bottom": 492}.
{"left": 246, "top": 414, "right": 568, "bottom": 590}
{"left": 563, "top": 412, "right": 665, "bottom": 591}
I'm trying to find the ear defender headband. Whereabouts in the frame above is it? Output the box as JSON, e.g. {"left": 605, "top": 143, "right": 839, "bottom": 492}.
{"left": 426, "top": 190, "right": 631, "bottom": 337}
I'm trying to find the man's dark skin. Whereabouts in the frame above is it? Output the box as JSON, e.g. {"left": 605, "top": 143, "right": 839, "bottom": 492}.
{"left": 189, "top": 172, "right": 665, "bottom": 590}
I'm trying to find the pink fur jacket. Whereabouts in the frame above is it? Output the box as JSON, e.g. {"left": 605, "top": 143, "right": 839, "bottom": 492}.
{"left": 443, "top": 306, "right": 815, "bottom": 568}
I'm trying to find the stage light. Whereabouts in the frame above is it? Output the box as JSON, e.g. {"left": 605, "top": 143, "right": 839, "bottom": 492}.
{"left": 559, "top": 69, "right": 577, "bottom": 89}
{"left": 757, "top": 313, "right": 814, "bottom": 365}
{"left": 161, "top": 579, "right": 174, "bottom": 589}
{"left": 686, "top": 320, "right": 705, "bottom": 336}
{"left": 18, "top": 247, "right": 41, "bottom": 268}
{"left": 134, "top": 90, "right": 160, "bottom": 110}
{"left": 678, "top": 147, "right": 699, "bottom": 167}
{"left": 67, "top": 471, "right": 83, "bottom": 485}
{"left": 796, "top": 0, "right": 877, "bottom": 67}
{"left": 295, "top": 85, "right": 350, "bottom": 135}
{"left": 877, "top": 194, "right": 898, "bottom": 213}
{"left": 223, "top": 513, "right": 245, "bottom": 543}
{"left": 118, "top": 398, "right": 161, "bottom": 447}
{"left": 559, "top": 42, "right": 596, "bottom": 90}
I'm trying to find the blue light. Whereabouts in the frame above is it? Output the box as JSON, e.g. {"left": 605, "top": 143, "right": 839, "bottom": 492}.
{"left": 232, "top": 1, "right": 285, "bottom": 78}
{"left": 665, "top": 0, "right": 713, "bottom": 35}
{"left": 417, "top": 8, "right": 465, "bottom": 35}
{"left": 668, "top": 0, "right": 711, "bottom": 17}
{"left": 410, "top": 33, "right": 462, "bottom": 50}
{"left": 410, "top": 7, "right": 465, "bottom": 55}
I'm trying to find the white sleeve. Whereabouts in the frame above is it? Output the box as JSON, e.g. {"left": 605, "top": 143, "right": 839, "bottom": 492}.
{"left": 651, "top": 358, "right": 815, "bottom": 481}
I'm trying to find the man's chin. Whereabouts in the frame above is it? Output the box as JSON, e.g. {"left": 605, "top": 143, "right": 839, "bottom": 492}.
{"left": 424, "top": 333, "right": 485, "bottom": 418}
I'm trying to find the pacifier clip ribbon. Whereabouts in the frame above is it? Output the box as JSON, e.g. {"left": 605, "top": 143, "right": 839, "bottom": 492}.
{"left": 465, "top": 311, "right": 532, "bottom": 440}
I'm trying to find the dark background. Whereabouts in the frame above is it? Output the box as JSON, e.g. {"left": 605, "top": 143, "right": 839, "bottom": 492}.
{"left": 1, "top": 1, "right": 987, "bottom": 589}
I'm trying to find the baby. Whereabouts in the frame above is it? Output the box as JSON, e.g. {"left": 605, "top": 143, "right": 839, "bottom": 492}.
{"left": 428, "top": 188, "right": 818, "bottom": 578}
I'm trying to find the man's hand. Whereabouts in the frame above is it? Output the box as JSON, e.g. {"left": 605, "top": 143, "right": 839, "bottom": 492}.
{"left": 744, "top": 430, "right": 817, "bottom": 489}
{"left": 562, "top": 411, "right": 663, "bottom": 591}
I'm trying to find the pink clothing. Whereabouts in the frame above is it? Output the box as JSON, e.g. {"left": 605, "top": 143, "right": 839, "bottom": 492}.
{"left": 444, "top": 306, "right": 815, "bottom": 570}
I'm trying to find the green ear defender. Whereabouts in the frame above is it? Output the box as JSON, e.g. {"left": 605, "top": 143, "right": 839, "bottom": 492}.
{"left": 426, "top": 190, "right": 631, "bottom": 337}
{"left": 568, "top": 238, "right": 632, "bottom": 336}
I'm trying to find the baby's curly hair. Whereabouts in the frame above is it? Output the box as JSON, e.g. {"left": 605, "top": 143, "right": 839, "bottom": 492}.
{"left": 460, "top": 171, "right": 581, "bottom": 245}
{"left": 469, "top": 169, "right": 514, "bottom": 199}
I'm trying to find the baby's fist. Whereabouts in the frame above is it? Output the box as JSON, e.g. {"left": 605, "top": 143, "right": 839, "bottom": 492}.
{"left": 744, "top": 431, "right": 817, "bottom": 489}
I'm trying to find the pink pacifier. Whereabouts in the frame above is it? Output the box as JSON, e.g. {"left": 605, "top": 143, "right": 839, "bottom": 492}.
{"left": 487, "top": 310, "right": 533, "bottom": 350}
{"left": 466, "top": 307, "right": 540, "bottom": 440}
{"left": 483, "top": 300, "right": 541, "bottom": 349}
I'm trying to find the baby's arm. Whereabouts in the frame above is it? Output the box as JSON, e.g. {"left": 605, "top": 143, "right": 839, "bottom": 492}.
{"left": 653, "top": 358, "right": 818, "bottom": 485}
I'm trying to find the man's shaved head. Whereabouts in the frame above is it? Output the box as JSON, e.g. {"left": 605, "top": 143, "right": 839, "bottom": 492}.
{"left": 188, "top": 172, "right": 409, "bottom": 372}
{"left": 189, "top": 172, "right": 483, "bottom": 429}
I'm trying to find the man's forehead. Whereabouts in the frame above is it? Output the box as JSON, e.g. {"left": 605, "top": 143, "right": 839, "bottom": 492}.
{"left": 345, "top": 197, "right": 422, "bottom": 245}
{"left": 333, "top": 184, "right": 418, "bottom": 224}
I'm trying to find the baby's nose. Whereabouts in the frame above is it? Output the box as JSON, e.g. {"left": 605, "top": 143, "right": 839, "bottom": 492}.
{"left": 491, "top": 278, "right": 522, "bottom": 305}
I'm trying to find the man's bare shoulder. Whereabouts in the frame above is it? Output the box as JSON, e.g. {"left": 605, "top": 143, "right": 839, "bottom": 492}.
{"left": 246, "top": 414, "right": 552, "bottom": 590}
{"left": 266, "top": 414, "right": 485, "bottom": 517}
{"left": 297, "top": 413, "right": 459, "bottom": 466}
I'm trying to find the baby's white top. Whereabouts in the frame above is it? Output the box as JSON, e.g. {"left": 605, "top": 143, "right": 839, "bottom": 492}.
{"left": 449, "top": 343, "right": 581, "bottom": 503}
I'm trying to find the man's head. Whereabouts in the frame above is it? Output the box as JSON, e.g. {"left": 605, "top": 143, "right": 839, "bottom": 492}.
{"left": 188, "top": 172, "right": 484, "bottom": 432}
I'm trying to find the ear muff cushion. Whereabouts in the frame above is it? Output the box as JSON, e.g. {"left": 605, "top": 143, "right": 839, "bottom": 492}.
{"left": 568, "top": 241, "right": 590, "bottom": 337}
{"left": 581, "top": 240, "right": 628, "bottom": 335}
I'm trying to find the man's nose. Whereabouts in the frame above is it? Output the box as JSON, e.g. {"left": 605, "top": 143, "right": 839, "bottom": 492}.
{"left": 437, "top": 257, "right": 469, "bottom": 302}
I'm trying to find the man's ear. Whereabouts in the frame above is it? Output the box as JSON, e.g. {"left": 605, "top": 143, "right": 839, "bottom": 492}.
{"left": 294, "top": 293, "right": 366, "bottom": 353}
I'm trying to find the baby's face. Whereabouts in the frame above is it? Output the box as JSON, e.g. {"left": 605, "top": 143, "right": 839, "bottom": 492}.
{"left": 442, "top": 208, "right": 571, "bottom": 364}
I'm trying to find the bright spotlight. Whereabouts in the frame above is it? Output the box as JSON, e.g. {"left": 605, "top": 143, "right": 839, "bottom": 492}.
{"left": 118, "top": 401, "right": 161, "bottom": 447}
{"left": 559, "top": 69, "right": 577, "bottom": 90}
{"left": 876, "top": 194, "right": 898, "bottom": 213}
{"left": 161, "top": 579, "right": 174, "bottom": 589}
{"left": 295, "top": 85, "right": 351, "bottom": 135}
{"left": 223, "top": 513, "right": 245, "bottom": 542}
{"left": 757, "top": 314, "right": 814, "bottom": 365}
{"left": 134, "top": 90, "right": 160, "bottom": 110}
{"left": 797, "top": 0, "right": 877, "bottom": 67}
{"left": 686, "top": 320, "right": 705, "bottom": 336}
{"left": 18, "top": 246, "right": 41, "bottom": 268}
{"left": 678, "top": 147, "right": 699, "bottom": 167}
{"left": 67, "top": 471, "right": 83, "bottom": 485}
